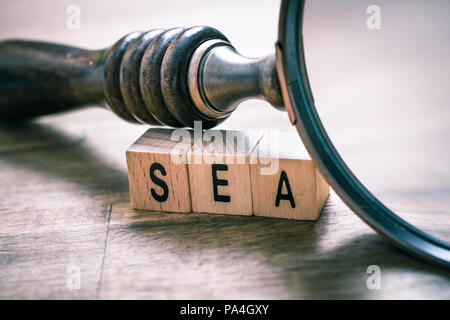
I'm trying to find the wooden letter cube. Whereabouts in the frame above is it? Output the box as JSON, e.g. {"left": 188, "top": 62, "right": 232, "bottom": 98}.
{"left": 126, "top": 128, "right": 192, "bottom": 213}
{"left": 250, "top": 131, "right": 330, "bottom": 220}
{"left": 187, "top": 130, "right": 263, "bottom": 216}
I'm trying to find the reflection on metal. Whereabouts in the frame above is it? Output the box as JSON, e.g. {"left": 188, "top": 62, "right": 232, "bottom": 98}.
{"left": 189, "top": 39, "right": 284, "bottom": 120}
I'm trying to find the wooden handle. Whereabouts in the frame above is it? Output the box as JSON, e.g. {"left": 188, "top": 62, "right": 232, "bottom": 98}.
{"left": 0, "top": 26, "right": 282, "bottom": 129}
{"left": 0, "top": 27, "right": 230, "bottom": 128}
{"left": 0, "top": 40, "right": 105, "bottom": 120}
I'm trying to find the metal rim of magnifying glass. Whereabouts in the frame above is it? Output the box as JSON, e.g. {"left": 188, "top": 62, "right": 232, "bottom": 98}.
{"left": 277, "top": 0, "right": 450, "bottom": 267}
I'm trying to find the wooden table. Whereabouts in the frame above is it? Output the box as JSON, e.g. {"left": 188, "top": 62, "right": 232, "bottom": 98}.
{"left": 0, "top": 107, "right": 448, "bottom": 299}
{"left": 0, "top": 0, "right": 449, "bottom": 299}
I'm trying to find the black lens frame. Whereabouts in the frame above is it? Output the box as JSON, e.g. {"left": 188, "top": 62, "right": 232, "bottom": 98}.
{"left": 277, "top": 0, "right": 450, "bottom": 267}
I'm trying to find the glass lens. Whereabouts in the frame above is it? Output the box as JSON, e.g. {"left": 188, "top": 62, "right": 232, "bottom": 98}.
{"left": 302, "top": 0, "right": 450, "bottom": 242}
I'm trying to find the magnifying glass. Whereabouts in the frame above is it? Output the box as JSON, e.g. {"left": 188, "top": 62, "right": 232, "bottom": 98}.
{"left": 0, "top": 0, "right": 448, "bottom": 267}
{"left": 279, "top": 0, "right": 450, "bottom": 267}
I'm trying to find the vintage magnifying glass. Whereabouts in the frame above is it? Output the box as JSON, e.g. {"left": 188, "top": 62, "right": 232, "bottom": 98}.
{"left": 0, "top": 0, "right": 448, "bottom": 267}
{"left": 280, "top": 0, "right": 450, "bottom": 267}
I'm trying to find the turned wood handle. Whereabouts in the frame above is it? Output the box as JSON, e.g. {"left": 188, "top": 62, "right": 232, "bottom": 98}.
{"left": 0, "top": 27, "right": 231, "bottom": 128}
{"left": 0, "top": 26, "right": 283, "bottom": 128}
{"left": 0, "top": 40, "right": 105, "bottom": 120}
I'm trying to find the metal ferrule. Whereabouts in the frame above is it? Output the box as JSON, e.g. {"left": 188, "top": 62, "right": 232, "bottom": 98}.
{"left": 189, "top": 39, "right": 284, "bottom": 119}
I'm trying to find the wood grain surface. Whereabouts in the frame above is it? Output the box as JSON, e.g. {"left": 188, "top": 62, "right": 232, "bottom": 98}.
{"left": 0, "top": 108, "right": 448, "bottom": 299}
{"left": 0, "top": 0, "right": 449, "bottom": 299}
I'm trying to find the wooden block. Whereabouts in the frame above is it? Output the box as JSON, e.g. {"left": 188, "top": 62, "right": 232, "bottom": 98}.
{"left": 250, "top": 131, "right": 330, "bottom": 220}
{"left": 187, "top": 130, "right": 263, "bottom": 216}
{"left": 126, "top": 128, "right": 193, "bottom": 213}
{"left": 126, "top": 128, "right": 328, "bottom": 220}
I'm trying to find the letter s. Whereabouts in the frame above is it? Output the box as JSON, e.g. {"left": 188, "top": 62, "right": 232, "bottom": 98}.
{"left": 150, "top": 163, "right": 169, "bottom": 202}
